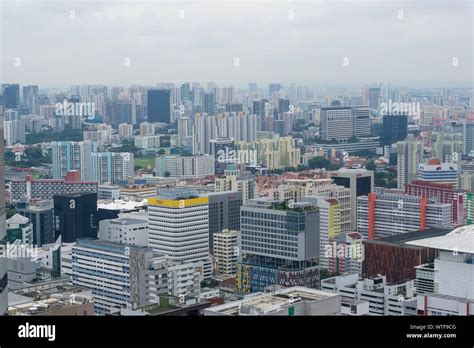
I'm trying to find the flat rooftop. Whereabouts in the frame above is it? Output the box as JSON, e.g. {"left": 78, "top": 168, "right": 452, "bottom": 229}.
{"left": 366, "top": 228, "right": 452, "bottom": 246}
{"left": 406, "top": 225, "right": 474, "bottom": 254}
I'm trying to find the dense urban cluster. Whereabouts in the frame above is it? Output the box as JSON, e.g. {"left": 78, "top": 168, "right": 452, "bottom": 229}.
{"left": 0, "top": 82, "right": 472, "bottom": 316}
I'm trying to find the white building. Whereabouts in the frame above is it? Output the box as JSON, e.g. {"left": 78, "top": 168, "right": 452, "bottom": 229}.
{"left": 98, "top": 184, "right": 121, "bottom": 200}
{"left": 118, "top": 123, "right": 133, "bottom": 138}
{"left": 203, "top": 286, "right": 341, "bottom": 316}
{"left": 155, "top": 154, "right": 214, "bottom": 179}
{"left": 321, "top": 273, "right": 417, "bottom": 316}
{"left": 215, "top": 167, "right": 256, "bottom": 205}
{"left": 99, "top": 216, "right": 148, "bottom": 247}
{"left": 6, "top": 214, "right": 33, "bottom": 245}
{"left": 147, "top": 188, "right": 212, "bottom": 279}
{"left": 71, "top": 239, "right": 202, "bottom": 314}
{"left": 91, "top": 152, "right": 134, "bottom": 184}
{"left": 407, "top": 225, "right": 474, "bottom": 300}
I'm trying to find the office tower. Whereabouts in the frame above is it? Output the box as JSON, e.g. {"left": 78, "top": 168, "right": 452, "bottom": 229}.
{"left": 51, "top": 140, "right": 96, "bottom": 180}
{"left": 0, "top": 114, "right": 7, "bottom": 315}
{"left": 18, "top": 201, "right": 55, "bottom": 247}
{"left": 277, "top": 98, "right": 290, "bottom": 118}
{"left": 320, "top": 106, "right": 353, "bottom": 142}
{"left": 23, "top": 85, "right": 39, "bottom": 114}
{"left": 98, "top": 216, "right": 148, "bottom": 247}
{"left": 302, "top": 196, "right": 341, "bottom": 271}
{"left": 147, "top": 188, "right": 212, "bottom": 279}
{"left": 407, "top": 227, "right": 474, "bottom": 315}
{"left": 368, "top": 86, "right": 381, "bottom": 111}
{"left": 2, "top": 84, "right": 20, "bottom": 109}
{"left": 352, "top": 106, "right": 370, "bottom": 137}
{"left": 147, "top": 89, "right": 170, "bottom": 123}
{"left": 453, "top": 121, "right": 474, "bottom": 155}
{"left": 91, "top": 152, "right": 134, "bottom": 185}
{"left": 405, "top": 180, "right": 465, "bottom": 226}
{"left": 155, "top": 154, "right": 214, "bottom": 179}
{"left": 252, "top": 99, "right": 267, "bottom": 117}
{"left": 381, "top": 114, "right": 408, "bottom": 146}
{"left": 237, "top": 199, "right": 320, "bottom": 293}
{"left": 3, "top": 119, "right": 26, "bottom": 145}
{"left": 417, "top": 160, "right": 458, "bottom": 187}
{"left": 210, "top": 137, "right": 235, "bottom": 174}
{"left": 180, "top": 82, "right": 191, "bottom": 101}
{"left": 10, "top": 172, "right": 97, "bottom": 203}
{"left": 207, "top": 191, "right": 242, "bottom": 253}
{"left": 203, "top": 92, "right": 215, "bottom": 115}
{"left": 268, "top": 83, "right": 282, "bottom": 96}
{"left": 105, "top": 99, "right": 136, "bottom": 126}
{"left": 215, "top": 166, "right": 256, "bottom": 205}
{"left": 396, "top": 138, "right": 423, "bottom": 189}
{"left": 213, "top": 229, "right": 238, "bottom": 275}
{"left": 71, "top": 239, "right": 201, "bottom": 314}
{"left": 330, "top": 169, "right": 374, "bottom": 230}
{"left": 118, "top": 123, "right": 133, "bottom": 138}
{"left": 54, "top": 192, "right": 98, "bottom": 243}
{"left": 357, "top": 190, "right": 452, "bottom": 240}
{"left": 248, "top": 83, "right": 258, "bottom": 94}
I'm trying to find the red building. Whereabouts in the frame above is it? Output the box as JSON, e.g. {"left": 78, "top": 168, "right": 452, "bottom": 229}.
{"left": 404, "top": 180, "right": 465, "bottom": 226}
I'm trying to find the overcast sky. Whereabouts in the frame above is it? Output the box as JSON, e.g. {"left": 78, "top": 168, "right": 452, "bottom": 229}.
{"left": 0, "top": 0, "right": 472, "bottom": 87}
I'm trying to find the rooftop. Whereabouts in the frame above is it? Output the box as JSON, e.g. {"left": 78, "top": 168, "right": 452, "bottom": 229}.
{"left": 406, "top": 225, "right": 474, "bottom": 254}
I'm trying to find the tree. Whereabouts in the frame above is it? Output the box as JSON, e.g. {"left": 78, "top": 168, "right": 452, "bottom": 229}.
{"left": 308, "top": 156, "right": 330, "bottom": 169}
{"left": 366, "top": 160, "right": 376, "bottom": 171}
{"left": 164, "top": 171, "right": 171, "bottom": 177}
{"left": 158, "top": 149, "right": 166, "bottom": 156}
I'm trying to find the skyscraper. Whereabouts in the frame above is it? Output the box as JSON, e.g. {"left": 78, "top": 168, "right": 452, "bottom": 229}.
{"left": 23, "top": 85, "right": 39, "bottom": 114}
{"left": 2, "top": 84, "right": 20, "bottom": 109}
{"left": 381, "top": 114, "right": 408, "bottom": 146}
{"left": 396, "top": 138, "right": 423, "bottom": 189}
{"left": 51, "top": 140, "right": 96, "bottom": 180}
{"left": 147, "top": 188, "right": 212, "bottom": 279}
{"left": 147, "top": 89, "right": 170, "bottom": 123}
{"left": 54, "top": 192, "right": 98, "bottom": 243}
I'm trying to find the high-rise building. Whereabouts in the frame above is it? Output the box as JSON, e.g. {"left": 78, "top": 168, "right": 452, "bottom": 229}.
{"left": 213, "top": 229, "right": 238, "bottom": 275}
{"left": 51, "top": 140, "right": 96, "bottom": 180}
{"left": 3, "top": 119, "right": 26, "bottom": 145}
{"left": 0, "top": 115, "right": 8, "bottom": 315}
{"left": 302, "top": 196, "right": 341, "bottom": 271}
{"left": 237, "top": 199, "right": 320, "bottom": 293}
{"left": 368, "top": 86, "right": 381, "bottom": 111}
{"left": 431, "top": 132, "right": 463, "bottom": 164}
{"left": 405, "top": 180, "right": 465, "bottom": 227}
{"left": 452, "top": 121, "right": 474, "bottom": 155}
{"left": 320, "top": 106, "right": 353, "bottom": 142}
{"left": 330, "top": 169, "right": 374, "bottom": 230}
{"left": 155, "top": 154, "right": 215, "bottom": 179}
{"left": 54, "top": 192, "right": 98, "bottom": 243}
{"left": 71, "top": 239, "right": 201, "bottom": 314}
{"left": 23, "top": 85, "right": 39, "bottom": 114}
{"left": 417, "top": 160, "right": 458, "bottom": 187}
{"left": 147, "top": 89, "right": 170, "bottom": 123}
{"left": 147, "top": 188, "right": 212, "bottom": 279}
{"left": 2, "top": 84, "right": 20, "bottom": 109}
{"left": 17, "top": 201, "right": 55, "bottom": 247}
{"left": 105, "top": 99, "right": 136, "bottom": 126}
{"left": 357, "top": 190, "right": 452, "bottom": 240}
{"left": 248, "top": 83, "right": 258, "bottom": 94}
{"left": 210, "top": 137, "right": 235, "bottom": 174}
{"left": 396, "top": 138, "right": 423, "bottom": 189}
{"left": 381, "top": 114, "right": 407, "bottom": 146}
{"left": 207, "top": 191, "right": 242, "bottom": 253}
{"left": 268, "top": 83, "right": 282, "bottom": 96}
{"left": 91, "top": 152, "right": 134, "bottom": 184}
